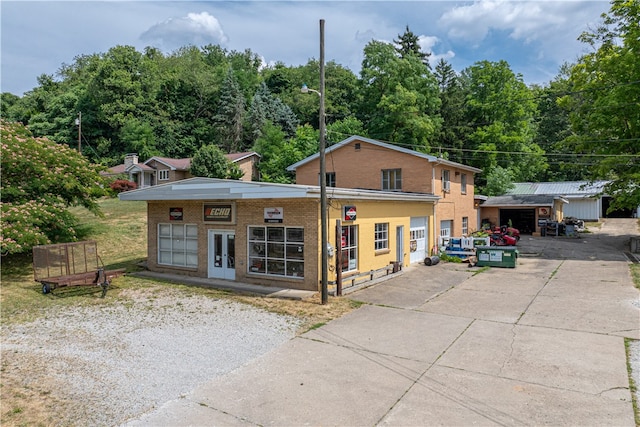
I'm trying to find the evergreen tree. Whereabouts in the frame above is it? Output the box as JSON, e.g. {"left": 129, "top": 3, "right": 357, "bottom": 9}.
{"left": 434, "top": 59, "right": 469, "bottom": 163}
{"left": 214, "top": 68, "right": 246, "bottom": 153}
{"left": 394, "top": 25, "right": 431, "bottom": 69}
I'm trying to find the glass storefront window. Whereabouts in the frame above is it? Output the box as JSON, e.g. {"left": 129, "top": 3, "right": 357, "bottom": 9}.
{"left": 158, "top": 224, "right": 198, "bottom": 267}
{"left": 248, "top": 226, "right": 304, "bottom": 278}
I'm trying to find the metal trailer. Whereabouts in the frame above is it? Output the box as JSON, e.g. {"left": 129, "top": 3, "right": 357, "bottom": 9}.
{"left": 32, "top": 241, "right": 125, "bottom": 297}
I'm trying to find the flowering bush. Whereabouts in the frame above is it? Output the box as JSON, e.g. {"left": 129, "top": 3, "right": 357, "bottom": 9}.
{"left": 1, "top": 120, "right": 107, "bottom": 255}
{"left": 109, "top": 179, "right": 137, "bottom": 193}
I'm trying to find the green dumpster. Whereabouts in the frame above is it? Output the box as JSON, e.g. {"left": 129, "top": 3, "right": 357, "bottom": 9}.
{"left": 475, "top": 246, "right": 518, "bottom": 268}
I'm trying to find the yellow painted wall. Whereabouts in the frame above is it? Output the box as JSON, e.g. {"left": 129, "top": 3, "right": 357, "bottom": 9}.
{"left": 324, "top": 199, "right": 434, "bottom": 283}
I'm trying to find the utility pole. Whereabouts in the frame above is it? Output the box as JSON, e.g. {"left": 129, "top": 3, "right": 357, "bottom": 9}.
{"left": 319, "top": 19, "right": 328, "bottom": 305}
{"left": 300, "top": 20, "right": 327, "bottom": 304}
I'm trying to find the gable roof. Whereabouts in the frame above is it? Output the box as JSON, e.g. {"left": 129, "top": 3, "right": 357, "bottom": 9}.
{"left": 286, "top": 135, "right": 482, "bottom": 173}
{"left": 143, "top": 157, "right": 191, "bottom": 170}
{"left": 507, "top": 180, "right": 609, "bottom": 197}
{"left": 226, "top": 152, "right": 261, "bottom": 162}
{"left": 118, "top": 177, "right": 440, "bottom": 202}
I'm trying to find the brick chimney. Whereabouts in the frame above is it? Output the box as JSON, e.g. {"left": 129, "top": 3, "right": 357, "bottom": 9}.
{"left": 124, "top": 153, "right": 139, "bottom": 169}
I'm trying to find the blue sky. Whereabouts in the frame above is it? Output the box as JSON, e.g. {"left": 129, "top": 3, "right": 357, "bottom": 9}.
{"left": 1, "top": 1, "right": 611, "bottom": 96}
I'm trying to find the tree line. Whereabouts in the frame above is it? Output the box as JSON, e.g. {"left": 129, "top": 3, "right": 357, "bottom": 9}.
{"left": 1, "top": 1, "right": 638, "bottom": 202}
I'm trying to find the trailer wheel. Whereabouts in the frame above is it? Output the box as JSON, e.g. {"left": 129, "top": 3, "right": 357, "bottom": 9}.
{"left": 42, "top": 283, "right": 50, "bottom": 294}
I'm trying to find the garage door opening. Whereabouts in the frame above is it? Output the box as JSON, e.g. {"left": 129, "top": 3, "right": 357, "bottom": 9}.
{"left": 499, "top": 209, "right": 535, "bottom": 235}
{"left": 602, "top": 196, "right": 633, "bottom": 218}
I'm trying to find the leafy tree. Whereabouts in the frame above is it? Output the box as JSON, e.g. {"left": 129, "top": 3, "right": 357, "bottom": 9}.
{"left": 531, "top": 65, "right": 581, "bottom": 181}
{"left": 326, "top": 116, "right": 367, "bottom": 144}
{"left": 462, "top": 60, "right": 546, "bottom": 187}
{"left": 560, "top": 0, "right": 640, "bottom": 211}
{"left": 394, "top": 25, "right": 431, "bottom": 69}
{"left": 483, "top": 166, "right": 515, "bottom": 196}
{"left": 358, "top": 40, "right": 440, "bottom": 150}
{"left": 190, "top": 144, "right": 243, "bottom": 179}
{"left": 1, "top": 120, "right": 107, "bottom": 255}
{"left": 253, "top": 122, "right": 298, "bottom": 183}
{"left": 120, "top": 118, "right": 161, "bottom": 160}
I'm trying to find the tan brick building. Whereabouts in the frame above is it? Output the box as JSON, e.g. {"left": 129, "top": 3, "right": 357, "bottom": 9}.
{"left": 119, "top": 178, "right": 438, "bottom": 292}
{"left": 288, "top": 136, "right": 482, "bottom": 252}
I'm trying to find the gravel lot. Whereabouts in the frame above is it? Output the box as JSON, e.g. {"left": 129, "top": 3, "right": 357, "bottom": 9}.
{"left": 1, "top": 287, "right": 301, "bottom": 426}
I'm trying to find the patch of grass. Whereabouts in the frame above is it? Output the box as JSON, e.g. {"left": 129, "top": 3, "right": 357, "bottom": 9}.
{"left": 584, "top": 221, "right": 602, "bottom": 230}
{"left": 625, "top": 338, "right": 640, "bottom": 426}
{"left": 472, "top": 266, "right": 490, "bottom": 276}
{"left": 1, "top": 197, "right": 149, "bottom": 325}
{"left": 308, "top": 322, "right": 326, "bottom": 330}
{"left": 438, "top": 253, "right": 463, "bottom": 263}
{"left": 631, "top": 264, "right": 640, "bottom": 291}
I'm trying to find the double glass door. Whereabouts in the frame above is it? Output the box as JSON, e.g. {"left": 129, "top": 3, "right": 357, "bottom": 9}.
{"left": 208, "top": 230, "right": 235, "bottom": 280}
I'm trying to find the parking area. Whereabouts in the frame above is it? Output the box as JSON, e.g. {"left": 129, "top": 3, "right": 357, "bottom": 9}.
{"left": 128, "top": 219, "right": 640, "bottom": 426}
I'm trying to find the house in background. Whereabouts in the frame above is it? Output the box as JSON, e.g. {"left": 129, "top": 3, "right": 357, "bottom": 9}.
{"left": 105, "top": 152, "right": 261, "bottom": 188}
{"left": 287, "top": 135, "right": 482, "bottom": 260}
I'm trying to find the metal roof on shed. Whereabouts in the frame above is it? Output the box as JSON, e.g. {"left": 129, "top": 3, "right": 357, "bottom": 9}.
{"left": 507, "top": 181, "right": 608, "bottom": 196}
{"left": 118, "top": 177, "right": 440, "bottom": 202}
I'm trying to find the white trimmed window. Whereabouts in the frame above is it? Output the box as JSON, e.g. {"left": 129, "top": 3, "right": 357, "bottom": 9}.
{"left": 382, "top": 169, "right": 402, "bottom": 191}
{"left": 462, "top": 217, "right": 469, "bottom": 235}
{"left": 461, "top": 173, "right": 467, "bottom": 194}
{"left": 442, "top": 169, "right": 451, "bottom": 192}
{"left": 341, "top": 225, "right": 358, "bottom": 272}
{"left": 248, "top": 226, "right": 304, "bottom": 278}
{"left": 374, "top": 223, "right": 389, "bottom": 250}
{"left": 158, "top": 224, "right": 198, "bottom": 267}
{"left": 158, "top": 170, "right": 170, "bottom": 181}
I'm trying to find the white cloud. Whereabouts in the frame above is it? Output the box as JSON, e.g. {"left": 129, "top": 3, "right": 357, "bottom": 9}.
{"left": 418, "top": 35, "right": 440, "bottom": 52}
{"left": 429, "top": 50, "right": 456, "bottom": 68}
{"left": 438, "top": 0, "right": 566, "bottom": 43}
{"left": 140, "top": 11, "right": 228, "bottom": 51}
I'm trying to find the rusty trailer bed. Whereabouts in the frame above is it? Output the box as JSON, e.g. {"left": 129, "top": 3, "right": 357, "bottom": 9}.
{"left": 33, "top": 241, "right": 125, "bottom": 297}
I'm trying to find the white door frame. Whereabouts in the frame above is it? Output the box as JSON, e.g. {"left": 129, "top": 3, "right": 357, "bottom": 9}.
{"left": 208, "top": 229, "right": 236, "bottom": 280}
{"left": 396, "top": 225, "right": 404, "bottom": 264}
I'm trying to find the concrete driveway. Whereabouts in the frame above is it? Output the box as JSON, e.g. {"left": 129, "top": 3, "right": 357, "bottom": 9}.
{"left": 127, "top": 219, "right": 639, "bottom": 426}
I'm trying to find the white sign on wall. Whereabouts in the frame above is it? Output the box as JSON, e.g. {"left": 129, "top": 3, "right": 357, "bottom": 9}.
{"left": 264, "top": 207, "right": 283, "bottom": 223}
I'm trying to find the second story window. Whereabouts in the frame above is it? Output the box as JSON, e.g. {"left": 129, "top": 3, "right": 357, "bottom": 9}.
{"left": 382, "top": 169, "right": 402, "bottom": 191}
{"left": 158, "top": 170, "right": 170, "bottom": 181}
{"left": 442, "top": 169, "right": 450, "bottom": 192}
{"left": 318, "top": 172, "right": 336, "bottom": 187}
{"left": 461, "top": 173, "right": 467, "bottom": 194}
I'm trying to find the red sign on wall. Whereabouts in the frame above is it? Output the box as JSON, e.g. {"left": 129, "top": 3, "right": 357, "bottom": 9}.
{"left": 343, "top": 205, "right": 356, "bottom": 221}
{"left": 169, "top": 207, "right": 183, "bottom": 221}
